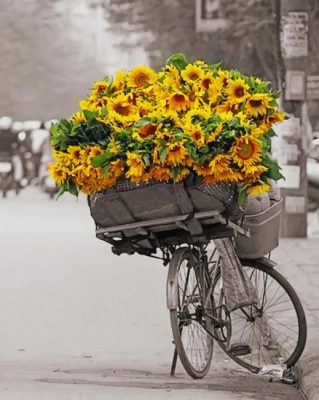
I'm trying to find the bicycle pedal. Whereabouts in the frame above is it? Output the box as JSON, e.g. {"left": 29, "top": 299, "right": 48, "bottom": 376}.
{"left": 228, "top": 343, "right": 251, "bottom": 356}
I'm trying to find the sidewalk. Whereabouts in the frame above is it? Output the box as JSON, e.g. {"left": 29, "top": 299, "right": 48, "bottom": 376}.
{"left": 272, "top": 238, "right": 319, "bottom": 400}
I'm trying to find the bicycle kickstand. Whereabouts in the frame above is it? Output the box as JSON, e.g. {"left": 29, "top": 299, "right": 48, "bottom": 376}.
{"left": 170, "top": 346, "right": 178, "bottom": 376}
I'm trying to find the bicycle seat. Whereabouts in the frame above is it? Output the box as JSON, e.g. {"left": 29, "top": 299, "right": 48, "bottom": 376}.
{"left": 228, "top": 343, "right": 251, "bottom": 356}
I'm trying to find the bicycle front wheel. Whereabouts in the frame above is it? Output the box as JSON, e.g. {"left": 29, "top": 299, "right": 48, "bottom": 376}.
{"left": 213, "top": 259, "right": 307, "bottom": 372}
{"left": 168, "top": 247, "right": 213, "bottom": 379}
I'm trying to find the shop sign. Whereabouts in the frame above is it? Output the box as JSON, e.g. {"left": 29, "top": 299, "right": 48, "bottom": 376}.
{"left": 280, "top": 12, "right": 308, "bottom": 58}
{"left": 307, "top": 76, "right": 319, "bottom": 100}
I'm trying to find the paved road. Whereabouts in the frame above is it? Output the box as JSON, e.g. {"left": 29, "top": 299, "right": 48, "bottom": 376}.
{"left": 0, "top": 188, "right": 303, "bottom": 399}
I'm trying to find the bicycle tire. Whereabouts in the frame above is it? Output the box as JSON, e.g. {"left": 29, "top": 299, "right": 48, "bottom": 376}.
{"left": 168, "top": 247, "right": 214, "bottom": 379}
{"left": 212, "top": 259, "right": 307, "bottom": 373}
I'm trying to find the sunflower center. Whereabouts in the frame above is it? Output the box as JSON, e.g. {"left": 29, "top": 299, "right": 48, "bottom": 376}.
{"left": 139, "top": 124, "right": 157, "bottom": 138}
{"left": 134, "top": 73, "right": 148, "bottom": 87}
{"left": 189, "top": 72, "right": 199, "bottom": 80}
{"left": 234, "top": 86, "right": 245, "bottom": 98}
{"left": 249, "top": 99, "right": 263, "bottom": 108}
{"left": 238, "top": 142, "right": 254, "bottom": 159}
{"left": 172, "top": 94, "right": 187, "bottom": 104}
{"left": 114, "top": 103, "right": 130, "bottom": 116}
{"left": 202, "top": 78, "right": 211, "bottom": 89}
{"left": 72, "top": 150, "right": 81, "bottom": 160}
{"left": 192, "top": 131, "right": 202, "bottom": 141}
{"left": 96, "top": 84, "right": 107, "bottom": 93}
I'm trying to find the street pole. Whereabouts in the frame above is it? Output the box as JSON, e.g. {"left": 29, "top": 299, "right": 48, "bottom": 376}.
{"left": 275, "top": 0, "right": 310, "bottom": 237}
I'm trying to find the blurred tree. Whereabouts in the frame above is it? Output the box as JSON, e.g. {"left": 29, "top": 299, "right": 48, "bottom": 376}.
{"left": 105, "top": 0, "right": 278, "bottom": 80}
{"left": 105, "top": 0, "right": 222, "bottom": 68}
{"left": 104, "top": 0, "right": 318, "bottom": 127}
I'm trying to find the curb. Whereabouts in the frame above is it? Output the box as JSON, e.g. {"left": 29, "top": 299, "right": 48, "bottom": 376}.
{"left": 296, "top": 351, "right": 319, "bottom": 400}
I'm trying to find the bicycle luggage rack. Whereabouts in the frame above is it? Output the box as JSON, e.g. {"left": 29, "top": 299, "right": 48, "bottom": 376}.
{"left": 96, "top": 210, "right": 249, "bottom": 236}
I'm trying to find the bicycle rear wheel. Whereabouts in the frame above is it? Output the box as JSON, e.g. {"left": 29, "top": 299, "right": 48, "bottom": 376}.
{"left": 168, "top": 247, "right": 213, "bottom": 379}
{"left": 212, "top": 259, "right": 307, "bottom": 372}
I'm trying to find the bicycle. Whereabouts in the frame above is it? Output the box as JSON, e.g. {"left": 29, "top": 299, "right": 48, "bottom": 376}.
{"left": 167, "top": 242, "right": 307, "bottom": 378}
{"left": 89, "top": 181, "right": 307, "bottom": 379}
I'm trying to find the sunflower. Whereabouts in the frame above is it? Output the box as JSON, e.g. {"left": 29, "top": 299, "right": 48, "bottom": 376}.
{"left": 136, "top": 99, "right": 153, "bottom": 117}
{"left": 168, "top": 91, "right": 190, "bottom": 112}
{"left": 183, "top": 108, "right": 210, "bottom": 126}
{"left": 214, "top": 169, "right": 242, "bottom": 183}
{"left": 163, "top": 65, "right": 181, "bottom": 88}
{"left": 247, "top": 182, "right": 271, "bottom": 196}
{"left": 89, "top": 146, "right": 104, "bottom": 158}
{"left": 245, "top": 93, "right": 272, "bottom": 117}
{"left": 173, "top": 168, "right": 190, "bottom": 182}
{"left": 216, "top": 100, "right": 237, "bottom": 117}
{"left": 91, "top": 81, "right": 109, "bottom": 97}
{"left": 79, "top": 99, "right": 98, "bottom": 113}
{"left": 244, "top": 164, "right": 268, "bottom": 182}
{"left": 216, "top": 69, "right": 231, "bottom": 88}
{"left": 236, "top": 111, "right": 250, "bottom": 127}
{"left": 250, "top": 125, "right": 268, "bottom": 137}
{"left": 127, "top": 66, "right": 157, "bottom": 88}
{"left": 133, "top": 123, "right": 158, "bottom": 141}
{"left": 150, "top": 166, "right": 172, "bottom": 181}
{"left": 207, "top": 123, "right": 223, "bottom": 143}
{"left": 181, "top": 64, "right": 204, "bottom": 84}
{"left": 68, "top": 146, "right": 82, "bottom": 165}
{"left": 187, "top": 83, "right": 205, "bottom": 106}
{"left": 166, "top": 142, "right": 188, "bottom": 166}
{"left": 109, "top": 159, "right": 124, "bottom": 179}
{"left": 209, "top": 154, "right": 232, "bottom": 176}
{"left": 193, "top": 164, "right": 211, "bottom": 177}
{"left": 52, "top": 150, "right": 72, "bottom": 168}
{"left": 207, "top": 82, "right": 222, "bottom": 104}
{"left": 226, "top": 78, "right": 250, "bottom": 104}
{"left": 186, "top": 125, "right": 206, "bottom": 147}
{"left": 108, "top": 94, "right": 138, "bottom": 124}
{"left": 200, "top": 72, "right": 215, "bottom": 90}
{"left": 125, "top": 152, "right": 145, "bottom": 180}
{"left": 70, "top": 111, "right": 86, "bottom": 125}
{"left": 266, "top": 111, "right": 285, "bottom": 125}
{"left": 231, "top": 134, "right": 262, "bottom": 168}
{"left": 80, "top": 147, "right": 93, "bottom": 163}
{"left": 108, "top": 136, "right": 120, "bottom": 154}
{"left": 49, "top": 163, "right": 68, "bottom": 185}
{"left": 113, "top": 70, "right": 127, "bottom": 92}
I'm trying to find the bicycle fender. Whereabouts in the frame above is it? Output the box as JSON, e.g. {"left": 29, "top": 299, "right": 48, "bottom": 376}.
{"left": 166, "top": 248, "right": 192, "bottom": 309}
{"left": 240, "top": 257, "right": 276, "bottom": 269}
{"left": 167, "top": 275, "right": 178, "bottom": 309}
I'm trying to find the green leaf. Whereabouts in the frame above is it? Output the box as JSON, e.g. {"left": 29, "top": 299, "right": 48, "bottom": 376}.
{"left": 101, "top": 74, "right": 113, "bottom": 84}
{"left": 143, "top": 153, "right": 151, "bottom": 167}
{"left": 206, "top": 61, "right": 223, "bottom": 71}
{"left": 238, "top": 184, "right": 249, "bottom": 207}
{"left": 266, "top": 128, "right": 277, "bottom": 138}
{"left": 263, "top": 157, "right": 285, "bottom": 181}
{"left": 91, "top": 151, "right": 114, "bottom": 168}
{"left": 171, "top": 166, "right": 183, "bottom": 178}
{"left": 56, "top": 184, "right": 67, "bottom": 200}
{"left": 83, "top": 110, "right": 96, "bottom": 121}
{"left": 134, "top": 118, "right": 151, "bottom": 128}
{"left": 158, "top": 145, "right": 169, "bottom": 161}
{"left": 68, "top": 181, "right": 79, "bottom": 197}
{"left": 102, "top": 164, "right": 110, "bottom": 176}
{"left": 199, "top": 146, "right": 210, "bottom": 154}
{"left": 165, "top": 53, "right": 189, "bottom": 71}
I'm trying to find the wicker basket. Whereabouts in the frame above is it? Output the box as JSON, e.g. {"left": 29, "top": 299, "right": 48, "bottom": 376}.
{"left": 235, "top": 199, "right": 282, "bottom": 259}
{"left": 89, "top": 180, "right": 238, "bottom": 229}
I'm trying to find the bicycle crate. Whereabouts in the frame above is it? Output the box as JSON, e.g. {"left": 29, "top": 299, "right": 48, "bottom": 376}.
{"left": 235, "top": 199, "right": 282, "bottom": 259}
{"left": 88, "top": 181, "right": 242, "bottom": 252}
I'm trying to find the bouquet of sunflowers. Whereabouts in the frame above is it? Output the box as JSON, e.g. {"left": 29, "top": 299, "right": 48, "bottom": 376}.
{"left": 50, "top": 53, "right": 284, "bottom": 205}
